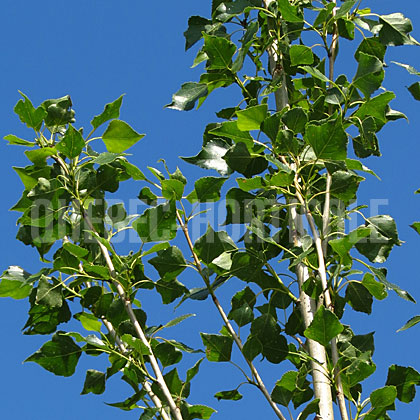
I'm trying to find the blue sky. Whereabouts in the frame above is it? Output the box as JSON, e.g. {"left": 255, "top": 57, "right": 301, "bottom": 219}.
{"left": 1, "top": 1, "right": 420, "bottom": 419}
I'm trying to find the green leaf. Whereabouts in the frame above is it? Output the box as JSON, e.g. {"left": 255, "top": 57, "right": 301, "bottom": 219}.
{"left": 203, "top": 34, "right": 236, "bottom": 70}
{"left": 164, "top": 314, "right": 196, "bottom": 329}
{"left": 186, "top": 358, "right": 204, "bottom": 383}
{"left": 224, "top": 142, "right": 267, "bottom": 176}
{"left": 149, "top": 246, "right": 187, "bottom": 280}
{"left": 378, "top": 13, "right": 420, "bottom": 46}
{"left": 25, "top": 147, "right": 57, "bottom": 165}
{"left": 155, "top": 342, "right": 183, "bottom": 367}
{"left": 345, "top": 282, "right": 373, "bottom": 314}
{"left": 397, "top": 316, "right": 420, "bottom": 332}
{"left": 370, "top": 386, "right": 397, "bottom": 408}
{"left": 335, "top": 0, "right": 356, "bottom": 19}
{"left": 92, "top": 152, "right": 121, "bottom": 166}
{"left": 278, "top": 0, "right": 303, "bottom": 22}
{"left": 236, "top": 104, "right": 268, "bottom": 131}
{"left": 25, "top": 332, "right": 82, "bottom": 376}
{"left": 200, "top": 333, "right": 233, "bottom": 362}
{"left": 299, "top": 399, "right": 320, "bottom": 420}
{"left": 41, "top": 96, "right": 75, "bottom": 128}
{"left": 102, "top": 120, "right": 144, "bottom": 153}
{"left": 192, "top": 176, "right": 227, "bottom": 202}
{"left": 386, "top": 365, "right": 420, "bottom": 403}
{"left": 63, "top": 243, "right": 89, "bottom": 259}
{"left": 184, "top": 16, "right": 224, "bottom": 50}
{"left": 120, "top": 334, "right": 150, "bottom": 356}
{"left": 232, "top": 21, "right": 258, "bottom": 73}
{"left": 107, "top": 203, "right": 127, "bottom": 224}
{"left": 36, "top": 276, "right": 63, "bottom": 308}
{"left": 56, "top": 125, "right": 85, "bottom": 159}
{"left": 228, "top": 303, "right": 254, "bottom": 327}
{"left": 214, "top": 390, "right": 243, "bottom": 401}
{"left": 411, "top": 222, "right": 420, "bottom": 235}
{"left": 356, "top": 38, "right": 386, "bottom": 63}
{"left": 300, "top": 66, "right": 330, "bottom": 83}
{"left": 353, "top": 91, "right": 395, "bottom": 137}
{"left": 194, "top": 225, "right": 237, "bottom": 265}
{"left": 209, "top": 121, "right": 254, "bottom": 145}
{"left": 156, "top": 279, "right": 188, "bottom": 304}
{"left": 182, "top": 139, "right": 232, "bottom": 176}
{"left": 4, "top": 134, "right": 35, "bottom": 147}
{"left": 369, "top": 266, "right": 415, "bottom": 303}
{"left": 304, "top": 305, "right": 344, "bottom": 347}
{"left": 362, "top": 273, "right": 387, "bottom": 301}
{"left": 133, "top": 202, "right": 177, "bottom": 243}
{"left": 161, "top": 179, "right": 185, "bottom": 201}
{"left": 408, "top": 82, "right": 420, "bottom": 101}
{"left": 392, "top": 61, "right": 420, "bottom": 76}
{"left": 119, "top": 159, "right": 146, "bottom": 181}
{"left": 81, "top": 369, "right": 106, "bottom": 395}
{"left": 0, "top": 266, "right": 32, "bottom": 299}
{"left": 355, "top": 215, "right": 400, "bottom": 263}
{"left": 14, "top": 92, "right": 47, "bottom": 130}
{"left": 74, "top": 312, "right": 102, "bottom": 332}
{"left": 91, "top": 95, "right": 124, "bottom": 130}
{"left": 353, "top": 52, "right": 384, "bottom": 97}
{"left": 271, "top": 371, "right": 297, "bottom": 406}
{"left": 251, "top": 314, "right": 288, "bottom": 363}
{"left": 281, "top": 107, "right": 308, "bottom": 134}
{"left": 304, "top": 118, "right": 348, "bottom": 160}
{"left": 138, "top": 187, "right": 157, "bottom": 206}
{"left": 290, "top": 45, "right": 314, "bottom": 66}
{"left": 185, "top": 404, "right": 216, "bottom": 420}
{"left": 330, "top": 227, "right": 371, "bottom": 259}
{"left": 166, "top": 82, "right": 208, "bottom": 111}
{"left": 214, "top": 0, "right": 259, "bottom": 23}
{"left": 243, "top": 336, "right": 263, "bottom": 361}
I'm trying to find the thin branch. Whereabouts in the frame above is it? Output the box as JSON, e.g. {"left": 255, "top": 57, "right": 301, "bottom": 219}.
{"left": 55, "top": 154, "right": 182, "bottom": 420}
{"left": 102, "top": 318, "right": 171, "bottom": 420}
{"left": 176, "top": 211, "right": 288, "bottom": 420}
{"left": 82, "top": 211, "right": 183, "bottom": 420}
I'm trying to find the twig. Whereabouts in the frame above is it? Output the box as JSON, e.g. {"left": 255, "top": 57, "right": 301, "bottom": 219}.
{"left": 102, "top": 318, "right": 171, "bottom": 420}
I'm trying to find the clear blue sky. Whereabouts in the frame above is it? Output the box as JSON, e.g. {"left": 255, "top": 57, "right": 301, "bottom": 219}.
{"left": 1, "top": 1, "right": 420, "bottom": 419}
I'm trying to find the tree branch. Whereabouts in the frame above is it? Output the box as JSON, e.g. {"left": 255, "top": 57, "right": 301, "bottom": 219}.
{"left": 263, "top": 0, "right": 334, "bottom": 416}
{"left": 176, "top": 211, "right": 288, "bottom": 420}
{"left": 81, "top": 211, "right": 183, "bottom": 420}
{"left": 101, "top": 318, "right": 171, "bottom": 420}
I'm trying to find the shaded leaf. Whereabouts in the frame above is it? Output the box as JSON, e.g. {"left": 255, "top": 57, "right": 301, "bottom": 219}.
{"left": 81, "top": 369, "right": 106, "bottom": 395}
{"left": 201, "top": 333, "right": 233, "bottom": 362}
{"left": 25, "top": 332, "right": 82, "bottom": 376}
{"left": 214, "top": 390, "right": 242, "bottom": 401}
{"left": 386, "top": 365, "right": 420, "bottom": 403}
